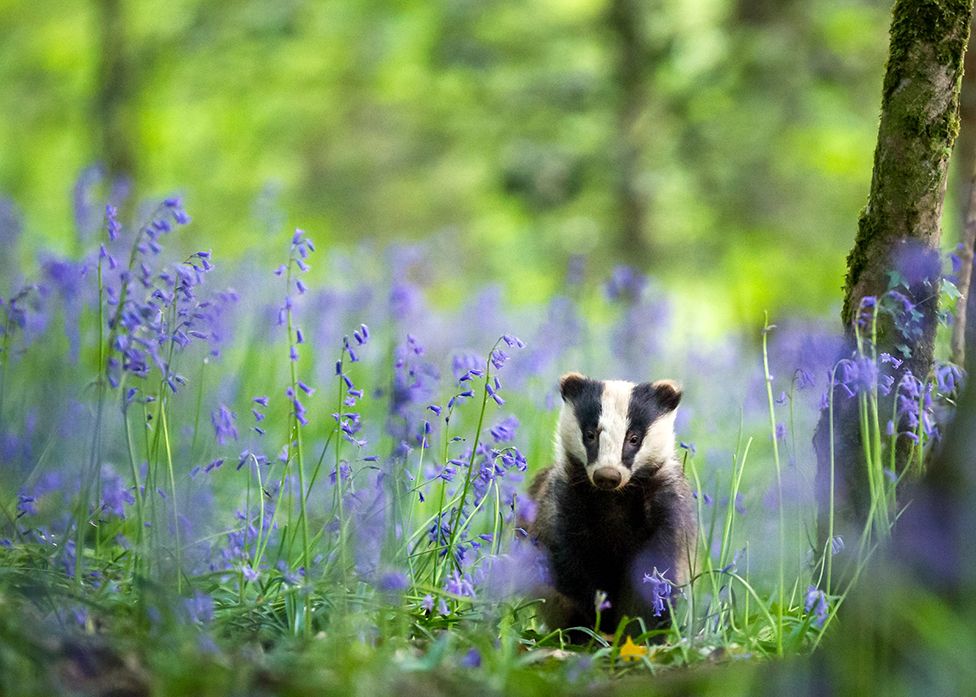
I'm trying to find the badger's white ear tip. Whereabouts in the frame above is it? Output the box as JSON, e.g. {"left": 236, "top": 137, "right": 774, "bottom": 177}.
{"left": 652, "top": 379, "right": 681, "bottom": 392}
{"left": 651, "top": 379, "right": 682, "bottom": 410}
{"left": 559, "top": 372, "right": 589, "bottom": 401}
{"left": 559, "top": 371, "right": 586, "bottom": 387}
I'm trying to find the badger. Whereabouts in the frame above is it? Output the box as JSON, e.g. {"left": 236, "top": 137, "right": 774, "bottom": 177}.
{"left": 525, "top": 372, "right": 697, "bottom": 634}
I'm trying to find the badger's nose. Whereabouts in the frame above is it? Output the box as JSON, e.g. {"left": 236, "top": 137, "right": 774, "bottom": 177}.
{"left": 592, "top": 467, "right": 622, "bottom": 490}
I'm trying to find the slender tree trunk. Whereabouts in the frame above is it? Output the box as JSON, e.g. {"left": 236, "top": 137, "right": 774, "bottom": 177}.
{"left": 814, "top": 0, "right": 973, "bottom": 533}
{"left": 952, "top": 167, "right": 976, "bottom": 364}
{"left": 953, "top": 15, "right": 976, "bottom": 223}
{"left": 607, "top": 0, "right": 653, "bottom": 265}
{"left": 95, "top": 0, "right": 136, "bottom": 183}
{"left": 951, "top": 16, "right": 976, "bottom": 365}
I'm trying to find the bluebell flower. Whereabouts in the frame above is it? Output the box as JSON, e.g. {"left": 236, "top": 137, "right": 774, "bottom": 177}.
{"left": 604, "top": 265, "right": 647, "bottom": 303}
{"left": 485, "top": 382, "right": 505, "bottom": 406}
{"left": 211, "top": 404, "right": 238, "bottom": 445}
{"left": 16, "top": 493, "right": 37, "bottom": 518}
{"left": 378, "top": 571, "right": 409, "bottom": 593}
{"left": 205, "top": 458, "right": 224, "bottom": 473}
{"left": 490, "top": 348, "right": 509, "bottom": 370}
{"left": 460, "top": 648, "right": 482, "bottom": 668}
{"left": 100, "top": 465, "right": 135, "bottom": 518}
{"left": 452, "top": 352, "right": 482, "bottom": 380}
{"left": 641, "top": 568, "right": 674, "bottom": 617}
{"left": 445, "top": 570, "right": 476, "bottom": 598}
{"left": 804, "top": 585, "right": 829, "bottom": 627}
{"left": 184, "top": 591, "right": 214, "bottom": 625}
{"left": 794, "top": 368, "right": 815, "bottom": 390}
{"left": 935, "top": 362, "right": 963, "bottom": 396}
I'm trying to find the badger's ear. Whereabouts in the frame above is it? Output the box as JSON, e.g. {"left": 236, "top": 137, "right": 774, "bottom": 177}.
{"left": 559, "top": 372, "right": 588, "bottom": 402}
{"left": 652, "top": 379, "right": 682, "bottom": 412}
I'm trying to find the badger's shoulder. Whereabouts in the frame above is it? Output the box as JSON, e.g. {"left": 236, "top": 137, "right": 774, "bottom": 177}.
{"left": 523, "top": 463, "right": 570, "bottom": 544}
{"left": 527, "top": 464, "right": 554, "bottom": 501}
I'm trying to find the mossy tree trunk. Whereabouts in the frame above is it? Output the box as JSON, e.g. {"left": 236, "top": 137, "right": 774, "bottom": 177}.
{"left": 814, "top": 0, "right": 973, "bottom": 532}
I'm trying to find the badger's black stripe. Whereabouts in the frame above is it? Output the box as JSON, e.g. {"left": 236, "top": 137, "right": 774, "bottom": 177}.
{"left": 623, "top": 382, "right": 668, "bottom": 468}
{"left": 564, "top": 378, "right": 603, "bottom": 465}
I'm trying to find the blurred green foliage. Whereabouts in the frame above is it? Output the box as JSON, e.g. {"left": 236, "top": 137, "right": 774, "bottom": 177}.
{"left": 0, "top": 0, "right": 901, "bottom": 327}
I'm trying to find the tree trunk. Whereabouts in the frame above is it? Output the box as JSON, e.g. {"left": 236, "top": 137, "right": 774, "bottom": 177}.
{"left": 606, "top": 0, "right": 654, "bottom": 265}
{"left": 95, "top": 0, "right": 136, "bottom": 183}
{"left": 952, "top": 164, "right": 976, "bottom": 364}
{"left": 814, "top": 0, "right": 973, "bottom": 533}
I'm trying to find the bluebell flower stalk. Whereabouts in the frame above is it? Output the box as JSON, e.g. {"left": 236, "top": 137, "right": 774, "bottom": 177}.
{"left": 761, "top": 314, "right": 785, "bottom": 656}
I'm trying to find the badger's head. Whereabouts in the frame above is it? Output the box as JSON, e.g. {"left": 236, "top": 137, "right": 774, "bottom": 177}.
{"left": 555, "top": 372, "right": 681, "bottom": 491}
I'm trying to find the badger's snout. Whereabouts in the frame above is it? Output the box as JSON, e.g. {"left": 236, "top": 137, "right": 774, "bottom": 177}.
{"left": 592, "top": 466, "right": 623, "bottom": 490}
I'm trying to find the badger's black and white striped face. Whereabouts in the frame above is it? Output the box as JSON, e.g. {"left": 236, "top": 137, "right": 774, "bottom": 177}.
{"left": 555, "top": 372, "right": 681, "bottom": 491}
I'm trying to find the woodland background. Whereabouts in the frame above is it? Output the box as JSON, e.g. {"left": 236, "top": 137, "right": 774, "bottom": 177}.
{"left": 2, "top": 1, "right": 976, "bottom": 695}
{"left": 0, "top": 0, "right": 939, "bottom": 327}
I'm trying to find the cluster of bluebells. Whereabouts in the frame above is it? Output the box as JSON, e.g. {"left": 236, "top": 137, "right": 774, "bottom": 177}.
{"left": 98, "top": 465, "right": 136, "bottom": 519}
{"left": 417, "top": 336, "right": 528, "bottom": 601}
{"left": 277, "top": 229, "right": 317, "bottom": 426}
{"left": 0, "top": 285, "right": 39, "bottom": 352}
{"left": 252, "top": 395, "right": 268, "bottom": 436}
{"left": 824, "top": 292, "right": 957, "bottom": 449}
{"left": 890, "top": 372, "right": 936, "bottom": 444}
{"left": 211, "top": 404, "right": 238, "bottom": 445}
{"left": 827, "top": 346, "right": 940, "bottom": 446}
{"left": 103, "top": 199, "right": 235, "bottom": 393}
{"left": 642, "top": 568, "right": 675, "bottom": 617}
{"left": 603, "top": 265, "right": 670, "bottom": 379}
{"left": 333, "top": 324, "right": 370, "bottom": 451}
{"left": 388, "top": 333, "right": 439, "bottom": 446}
{"left": 211, "top": 483, "right": 280, "bottom": 579}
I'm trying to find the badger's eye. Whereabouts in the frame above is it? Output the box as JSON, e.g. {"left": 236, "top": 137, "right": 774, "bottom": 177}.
{"left": 584, "top": 430, "right": 596, "bottom": 442}
{"left": 627, "top": 433, "right": 640, "bottom": 446}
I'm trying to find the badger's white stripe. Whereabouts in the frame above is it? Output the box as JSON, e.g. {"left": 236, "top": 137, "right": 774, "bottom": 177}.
{"left": 595, "top": 380, "right": 632, "bottom": 473}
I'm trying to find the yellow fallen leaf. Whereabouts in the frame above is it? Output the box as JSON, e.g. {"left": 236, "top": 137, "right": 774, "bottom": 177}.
{"left": 618, "top": 635, "right": 648, "bottom": 662}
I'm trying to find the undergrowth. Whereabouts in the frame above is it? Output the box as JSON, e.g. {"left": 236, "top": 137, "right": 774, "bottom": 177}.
{"left": 0, "top": 184, "right": 963, "bottom": 696}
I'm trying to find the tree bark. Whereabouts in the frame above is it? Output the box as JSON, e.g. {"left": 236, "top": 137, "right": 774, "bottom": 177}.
{"left": 952, "top": 16, "right": 976, "bottom": 220}
{"left": 814, "top": 0, "right": 973, "bottom": 533}
{"left": 951, "top": 164, "right": 976, "bottom": 364}
{"left": 950, "top": 16, "right": 976, "bottom": 365}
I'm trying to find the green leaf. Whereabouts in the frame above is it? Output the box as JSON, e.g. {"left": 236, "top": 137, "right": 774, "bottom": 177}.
{"left": 942, "top": 279, "right": 962, "bottom": 301}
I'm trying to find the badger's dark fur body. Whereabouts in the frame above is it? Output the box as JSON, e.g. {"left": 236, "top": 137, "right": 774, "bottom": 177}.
{"left": 526, "top": 373, "right": 697, "bottom": 633}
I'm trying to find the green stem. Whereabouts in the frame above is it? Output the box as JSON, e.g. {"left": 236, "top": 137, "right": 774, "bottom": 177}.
{"left": 826, "top": 364, "right": 838, "bottom": 594}
{"left": 283, "top": 263, "right": 310, "bottom": 634}
{"left": 441, "top": 340, "right": 500, "bottom": 584}
{"left": 159, "top": 400, "right": 181, "bottom": 592}
{"left": 761, "top": 313, "right": 785, "bottom": 656}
